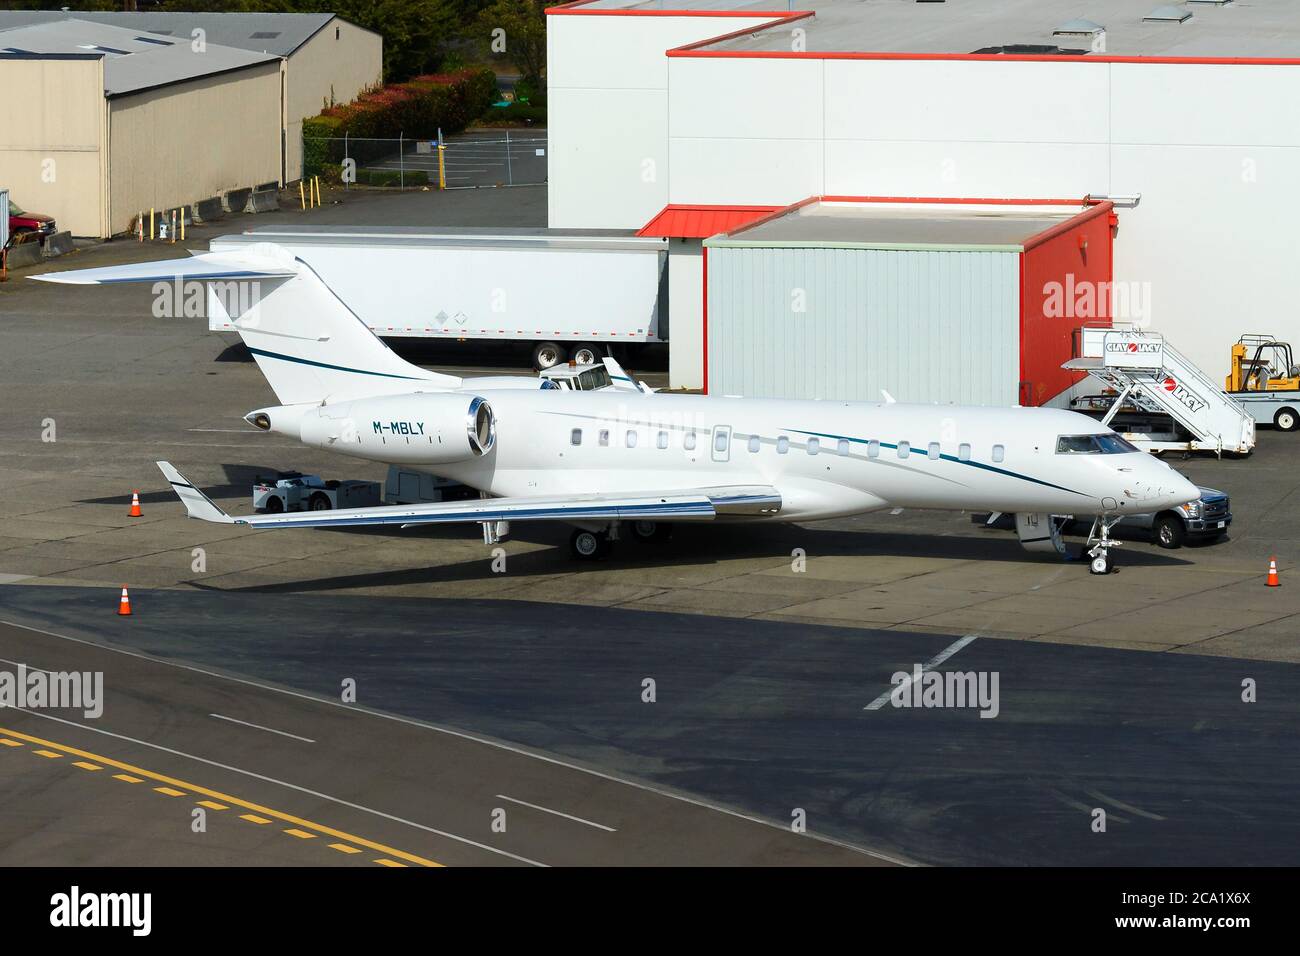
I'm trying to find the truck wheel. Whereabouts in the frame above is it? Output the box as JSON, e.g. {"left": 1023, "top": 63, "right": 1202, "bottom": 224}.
{"left": 532, "top": 341, "right": 566, "bottom": 371}
{"left": 308, "top": 493, "right": 332, "bottom": 511}
{"left": 1154, "top": 513, "right": 1185, "bottom": 549}
{"left": 571, "top": 344, "right": 600, "bottom": 366}
{"left": 265, "top": 496, "right": 284, "bottom": 514}
{"left": 1275, "top": 408, "right": 1299, "bottom": 432}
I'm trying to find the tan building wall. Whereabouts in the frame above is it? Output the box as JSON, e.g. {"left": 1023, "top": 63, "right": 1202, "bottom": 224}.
{"left": 284, "top": 18, "right": 383, "bottom": 182}
{"left": 0, "top": 57, "right": 107, "bottom": 238}
{"left": 108, "top": 59, "right": 281, "bottom": 237}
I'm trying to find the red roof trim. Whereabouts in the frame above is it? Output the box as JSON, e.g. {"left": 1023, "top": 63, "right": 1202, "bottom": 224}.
{"left": 637, "top": 204, "right": 781, "bottom": 238}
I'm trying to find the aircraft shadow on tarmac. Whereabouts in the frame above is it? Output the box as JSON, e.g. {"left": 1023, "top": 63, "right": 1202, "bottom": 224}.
{"left": 186, "top": 521, "right": 1193, "bottom": 595}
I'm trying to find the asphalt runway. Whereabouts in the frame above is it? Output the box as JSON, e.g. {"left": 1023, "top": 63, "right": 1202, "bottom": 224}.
{"left": 1, "top": 584, "right": 1296, "bottom": 867}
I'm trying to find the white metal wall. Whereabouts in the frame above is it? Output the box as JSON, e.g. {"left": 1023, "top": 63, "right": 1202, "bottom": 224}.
{"left": 664, "top": 54, "right": 1300, "bottom": 379}
{"left": 706, "top": 245, "right": 1021, "bottom": 404}
{"left": 667, "top": 239, "right": 704, "bottom": 389}
{"left": 546, "top": 13, "right": 780, "bottom": 230}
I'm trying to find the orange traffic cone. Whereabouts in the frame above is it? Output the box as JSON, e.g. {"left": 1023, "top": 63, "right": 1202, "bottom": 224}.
{"left": 117, "top": 585, "right": 133, "bottom": 616}
{"left": 128, "top": 490, "right": 142, "bottom": 518}
{"left": 1267, "top": 557, "right": 1280, "bottom": 587}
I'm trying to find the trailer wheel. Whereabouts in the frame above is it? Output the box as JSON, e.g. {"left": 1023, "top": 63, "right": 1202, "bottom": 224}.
{"left": 571, "top": 344, "right": 600, "bottom": 366}
{"left": 1154, "top": 513, "right": 1185, "bottom": 549}
{"left": 532, "top": 341, "right": 566, "bottom": 371}
{"left": 1274, "top": 408, "right": 1299, "bottom": 432}
{"left": 308, "top": 493, "right": 332, "bottom": 511}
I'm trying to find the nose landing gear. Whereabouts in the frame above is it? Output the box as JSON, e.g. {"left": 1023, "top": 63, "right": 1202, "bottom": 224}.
{"left": 1085, "top": 516, "right": 1123, "bottom": 575}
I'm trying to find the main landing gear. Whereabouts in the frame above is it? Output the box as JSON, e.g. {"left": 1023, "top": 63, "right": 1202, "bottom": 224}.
{"left": 1085, "top": 515, "right": 1123, "bottom": 575}
{"left": 569, "top": 521, "right": 673, "bottom": 560}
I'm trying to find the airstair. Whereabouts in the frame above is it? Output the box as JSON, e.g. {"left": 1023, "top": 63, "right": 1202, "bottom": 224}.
{"left": 1063, "top": 327, "right": 1256, "bottom": 455}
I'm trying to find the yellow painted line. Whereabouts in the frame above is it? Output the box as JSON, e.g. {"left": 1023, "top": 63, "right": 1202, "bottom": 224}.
{"left": 113, "top": 773, "right": 143, "bottom": 784}
{"left": 72, "top": 761, "right": 103, "bottom": 771}
{"left": 374, "top": 859, "right": 407, "bottom": 868}
{"left": 329, "top": 843, "right": 362, "bottom": 855}
{"left": 0, "top": 725, "right": 441, "bottom": 868}
{"left": 240, "top": 814, "right": 272, "bottom": 825}
{"left": 0, "top": 739, "right": 23, "bottom": 747}
{"left": 154, "top": 786, "right": 186, "bottom": 797}
{"left": 33, "top": 749, "right": 61, "bottom": 758}
{"left": 197, "top": 800, "right": 227, "bottom": 811}
{"left": 284, "top": 828, "right": 316, "bottom": 840}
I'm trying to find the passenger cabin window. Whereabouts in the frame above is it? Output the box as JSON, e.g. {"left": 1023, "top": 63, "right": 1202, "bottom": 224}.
{"left": 897, "top": 441, "right": 910, "bottom": 459}
{"left": 683, "top": 431, "right": 697, "bottom": 451}
{"left": 748, "top": 435, "right": 760, "bottom": 453}
{"left": 570, "top": 428, "right": 582, "bottom": 446}
{"left": 837, "top": 439, "right": 850, "bottom": 456}
{"left": 867, "top": 440, "right": 880, "bottom": 458}
{"left": 992, "top": 444, "right": 1005, "bottom": 463}
{"left": 657, "top": 431, "right": 669, "bottom": 450}
{"left": 599, "top": 429, "right": 609, "bottom": 447}
{"left": 626, "top": 430, "right": 638, "bottom": 448}
{"left": 1056, "top": 434, "right": 1141, "bottom": 455}
{"left": 928, "top": 442, "right": 940, "bottom": 460}
{"left": 958, "top": 443, "right": 971, "bottom": 462}
{"left": 777, "top": 436, "right": 790, "bottom": 454}
{"left": 806, "top": 437, "right": 820, "bottom": 456}
{"left": 714, "top": 431, "right": 729, "bottom": 453}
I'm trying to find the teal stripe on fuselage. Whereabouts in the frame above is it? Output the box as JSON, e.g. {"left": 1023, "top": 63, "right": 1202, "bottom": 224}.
{"left": 785, "top": 428, "right": 1089, "bottom": 498}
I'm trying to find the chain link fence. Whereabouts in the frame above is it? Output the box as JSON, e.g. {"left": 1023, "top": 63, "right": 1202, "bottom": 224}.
{"left": 304, "top": 130, "right": 547, "bottom": 189}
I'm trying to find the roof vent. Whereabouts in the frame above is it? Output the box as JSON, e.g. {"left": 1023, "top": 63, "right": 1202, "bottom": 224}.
{"left": 1144, "top": 4, "right": 1192, "bottom": 22}
{"left": 250, "top": 31, "right": 282, "bottom": 39}
{"left": 970, "top": 44, "right": 1088, "bottom": 56}
{"left": 1053, "top": 18, "right": 1105, "bottom": 36}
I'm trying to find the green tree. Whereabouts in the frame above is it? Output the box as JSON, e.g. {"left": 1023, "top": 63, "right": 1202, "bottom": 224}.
{"left": 474, "top": 0, "right": 547, "bottom": 88}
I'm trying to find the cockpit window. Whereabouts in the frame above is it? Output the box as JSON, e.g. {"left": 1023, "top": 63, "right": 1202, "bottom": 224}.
{"left": 1056, "top": 433, "right": 1140, "bottom": 455}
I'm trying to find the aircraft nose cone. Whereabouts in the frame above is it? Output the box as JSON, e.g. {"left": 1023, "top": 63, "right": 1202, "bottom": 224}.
{"left": 1169, "top": 474, "right": 1200, "bottom": 506}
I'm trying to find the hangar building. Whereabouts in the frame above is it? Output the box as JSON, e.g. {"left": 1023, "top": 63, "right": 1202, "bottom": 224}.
{"left": 547, "top": 0, "right": 1300, "bottom": 402}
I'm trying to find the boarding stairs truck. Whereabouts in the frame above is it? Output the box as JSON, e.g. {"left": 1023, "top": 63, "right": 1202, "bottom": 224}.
{"left": 205, "top": 226, "right": 668, "bottom": 371}
{"left": 1063, "top": 327, "right": 1255, "bottom": 456}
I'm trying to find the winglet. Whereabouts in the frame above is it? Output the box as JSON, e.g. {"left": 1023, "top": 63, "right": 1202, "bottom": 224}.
{"left": 155, "top": 462, "right": 235, "bottom": 524}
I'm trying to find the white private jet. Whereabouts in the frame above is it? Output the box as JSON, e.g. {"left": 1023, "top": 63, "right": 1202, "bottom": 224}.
{"left": 36, "top": 244, "right": 1199, "bottom": 575}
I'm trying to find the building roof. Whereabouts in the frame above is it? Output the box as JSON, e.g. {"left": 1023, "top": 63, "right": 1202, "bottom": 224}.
{"left": 0, "top": 11, "right": 340, "bottom": 58}
{"left": 561, "top": 0, "right": 1300, "bottom": 60}
{"left": 637, "top": 204, "right": 781, "bottom": 238}
{"left": 704, "top": 198, "right": 1107, "bottom": 252}
{"left": 0, "top": 19, "right": 279, "bottom": 97}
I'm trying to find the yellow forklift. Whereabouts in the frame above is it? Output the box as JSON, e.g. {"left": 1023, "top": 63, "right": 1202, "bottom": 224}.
{"left": 1225, "top": 334, "right": 1300, "bottom": 431}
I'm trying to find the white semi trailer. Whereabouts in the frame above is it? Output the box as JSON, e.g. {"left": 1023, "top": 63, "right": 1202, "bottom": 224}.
{"left": 207, "top": 226, "right": 668, "bottom": 370}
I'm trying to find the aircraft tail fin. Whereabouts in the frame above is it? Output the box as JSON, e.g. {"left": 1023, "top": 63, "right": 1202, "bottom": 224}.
{"left": 34, "top": 244, "right": 462, "bottom": 404}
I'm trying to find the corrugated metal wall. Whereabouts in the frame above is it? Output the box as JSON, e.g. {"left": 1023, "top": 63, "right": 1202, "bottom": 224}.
{"left": 707, "top": 246, "right": 1021, "bottom": 406}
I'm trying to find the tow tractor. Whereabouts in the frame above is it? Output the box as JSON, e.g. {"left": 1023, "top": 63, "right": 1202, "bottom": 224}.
{"left": 252, "top": 472, "right": 380, "bottom": 513}
{"left": 1224, "top": 334, "right": 1300, "bottom": 432}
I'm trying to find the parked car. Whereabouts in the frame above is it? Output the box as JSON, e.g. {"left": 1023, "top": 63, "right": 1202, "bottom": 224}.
{"left": 6, "top": 200, "right": 56, "bottom": 247}
{"left": 973, "top": 485, "right": 1231, "bottom": 550}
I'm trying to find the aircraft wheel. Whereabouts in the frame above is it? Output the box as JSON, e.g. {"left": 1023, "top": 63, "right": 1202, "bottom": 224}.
{"left": 570, "top": 528, "right": 610, "bottom": 560}
{"left": 629, "top": 520, "right": 672, "bottom": 543}
{"left": 1089, "top": 553, "right": 1113, "bottom": 575}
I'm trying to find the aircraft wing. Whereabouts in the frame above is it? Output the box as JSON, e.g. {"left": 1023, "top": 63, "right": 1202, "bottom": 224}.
{"left": 29, "top": 250, "right": 297, "bottom": 285}
{"left": 157, "top": 462, "right": 780, "bottom": 530}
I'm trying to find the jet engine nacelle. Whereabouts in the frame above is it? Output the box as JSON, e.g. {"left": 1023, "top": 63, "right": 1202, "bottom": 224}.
{"left": 249, "top": 393, "right": 496, "bottom": 466}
